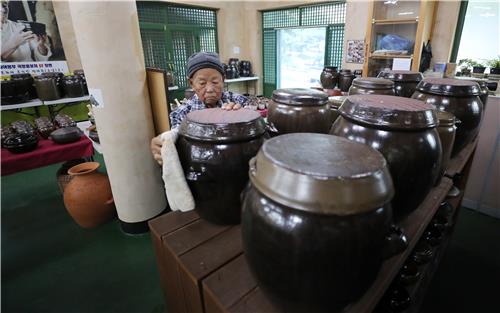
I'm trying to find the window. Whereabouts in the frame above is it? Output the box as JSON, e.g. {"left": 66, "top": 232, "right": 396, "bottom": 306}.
{"left": 451, "top": 0, "right": 499, "bottom": 69}
{"left": 136, "top": 2, "right": 218, "bottom": 88}
{"left": 262, "top": 2, "right": 346, "bottom": 96}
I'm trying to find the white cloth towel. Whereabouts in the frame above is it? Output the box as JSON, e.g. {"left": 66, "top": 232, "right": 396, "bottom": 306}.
{"left": 160, "top": 129, "right": 195, "bottom": 212}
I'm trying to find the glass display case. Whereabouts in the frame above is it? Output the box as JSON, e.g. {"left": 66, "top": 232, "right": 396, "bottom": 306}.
{"left": 363, "top": 1, "right": 435, "bottom": 76}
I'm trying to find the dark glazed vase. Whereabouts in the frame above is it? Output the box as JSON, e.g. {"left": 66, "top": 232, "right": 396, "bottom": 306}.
{"left": 348, "top": 77, "right": 395, "bottom": 95}
{"left": 330, "top": 95, "right": 442, "bottom": 220}
{"left": 177, "top": 108, "right": 267, "bottom": 224}
{"left": 454, "top": 77, "right": 489, "bottom": 109}
{"left": 320, "top": 66, "right": 339, "bottom": 89}
{"left": 267, "top": 88, "right": 332, "bottom": 135}
{"left": 242, "top": 133, "right": 406, "bottom": 313}
{"left": 412, "top": 78, "right": 483, "bottom": 156}
{"left": 338, "top": 69, "right": 355, "bottom": 92}
{"left": 377, "top": 70, "right": 423, "bottom": 98}
{"left": 34, "top": 75, "right": 61, "bottom": 101}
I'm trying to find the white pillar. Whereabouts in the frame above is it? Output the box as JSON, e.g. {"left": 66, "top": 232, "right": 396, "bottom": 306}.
{"left": 67, "top": 1, "right": 166, "bottom": 233}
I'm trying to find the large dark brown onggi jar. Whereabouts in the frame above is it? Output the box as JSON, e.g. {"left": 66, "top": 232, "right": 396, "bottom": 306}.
{"left": 329, "top": 95, "right": 345, "bottom": 124}
{"left": 320, "top": 66, "right": 339, "bottom": 89}
{"left": 242, "top": 133, "right": 405, "bottom": 313}
{"left": 454, "top": 77, "right": 489, "bottom": 109}
{"left": 412, "top": 78, "right": 483, "bottom": 156}
{"left": 63, "top": 75, "right": 85, "bottom": 98}
{"left": 267, "top": 88, "right": 331, "bottom": 135}
{"left": 330, "top": 95, "right": 442, "bottom": 220}
{"left": 348, "top": 77, "right": 395, "bottom": 95}
{"left": 338, "top": 69, "right": 356, "bottom": 92}
{"left": 377, "top": 70, "right": 423, "bottom": 98}
{"left": 177, "top": 108, "right": 267, "bottom": 225}
{"left": 34, "top": 75, "right": 61, "bottom": 101}
{"left": 435, "top": 111, "right": 457, "bottom": 181}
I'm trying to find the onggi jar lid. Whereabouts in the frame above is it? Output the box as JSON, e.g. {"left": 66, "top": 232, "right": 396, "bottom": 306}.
{"left": 352, "top": 77, "right": 394, "bottom": 89}
{"left": 416, "top": 78, "right": 481, "bottom": 96}
{"left": 339, "top": 95, "right": 438, "bottom": 130}
{"left": 377, "top": 70, "right": 423, "bottom": 82}
{"left": 249, "top": 133, "right": 394, "bottom": 215}
{"left": 179, "top": 108, "right": 266, "bottom": 142}
{"left": 272, "top": 88, "right": 328, "bottom": 106}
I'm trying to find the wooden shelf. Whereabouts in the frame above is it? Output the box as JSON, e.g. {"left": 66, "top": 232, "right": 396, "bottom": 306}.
{"left": 370, "top": 54, "right": 413, "bottom": 59}
{"left": 373, "top": 18, "right": 418, "bottom": 25}
{"left": 344, "top": 177, "right": 453, "bottom": 313}
{"left": 445, "top": 138, "right": 479, "bottom": 177}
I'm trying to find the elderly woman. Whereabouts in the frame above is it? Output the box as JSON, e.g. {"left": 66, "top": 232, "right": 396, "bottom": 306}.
{"left": 150, "top": 52, "right": 248, "bottom": 164}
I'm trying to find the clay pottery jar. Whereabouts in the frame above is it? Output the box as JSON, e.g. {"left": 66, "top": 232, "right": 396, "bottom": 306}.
{"left": 338, "top": 69, "right": 355, "bottom": 92}
{"left": 239, "top": 60, "right": 252, "bottom": 77}
{"left": 177, "top": 108, "right": 267, "bottom": 225}
{"left": 242, "top": 133, "right": 407, "bottom": 313}
{"left": 34, "top": 75, "right": 61, "bottom": 101}
{"left": 377, "top": 70, "right": 423, "bottom": 98}
{"left": 349, "top": 77, "right": 395, "bottom": 95}
{"left": 63, "top": 75, "right": 85, "bottom": 98}
{"left": 63, "top": 162, "right": 115, "bottom": 228}
{"left": 454, "top": 77, "right": 489, "bottom": 109}
{"left": 73, "top": 69, "right": 89, "bottom": 95}
{"left": 379, "top": 283, "right": 411, "bottom": 312}
{"left": 228, "top": 58, "right": 239, "bottom": 66}
{"left": 412, "top": 78, "right": 483, "bottom": 156}
{"left": 3, "top": 133, "right": 38, "bottom": 154}
{"left": 267, "top": 88, "right": 332, "bottom": 135}
{"left": 41, "top": 72, "right": 65, "bottom": 97}
{"left": 11, "top": 73, "right": 37, "bottom": 99}
{"left": 436, "top": 111, "right": 457, "bottom": 181}
{"left": 411, "top": 240, "right": 433, "bottom": 265}
{"left": 34, "top": 116, "right": 55, "bottom": 139}
{"left": 320, "top": 66, "right": 339, "bottom": 89}
{"left": 1, "top": 79, "right": 29, "bottom": 105}
{"left": 329, "top": 95, "right": 345, "bottom": 124}
{"left": 397, "top": 260, "right": 421, "bottom": 286}
{"left": 330, "top": 95, "right": 442, "bottom": 220}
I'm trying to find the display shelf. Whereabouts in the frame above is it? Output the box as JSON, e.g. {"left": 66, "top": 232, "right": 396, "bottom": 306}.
{"left": 168, "top": 86, "right": 179, "bottom": 91}
{"left": 0, "top": 99, "right": 43, "bottom": 110}
{"left": 44, "top": 95, "right": 90, "bottom": 106}
{"left": 344, "top": 177, "right": 453, "bottom": 313}
{"left": 225, "top": 76, "right": 259, "bottom": 83}
{"left": 373, "top": 18, "right": 418, "bottom": 25}
{"left": 370, "top": 54, "right": 413, "bottom": 59}
{"left": 445, "top": 138, "right": 479, "bottom": 178}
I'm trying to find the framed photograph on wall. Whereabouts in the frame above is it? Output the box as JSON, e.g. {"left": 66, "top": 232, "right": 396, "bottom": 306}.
{"left": 346, "top": 40, "right": 364, "bottom": 64}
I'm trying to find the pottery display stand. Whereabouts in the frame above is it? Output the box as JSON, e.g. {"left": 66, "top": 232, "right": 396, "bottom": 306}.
{"left": 149, "top": 138, "right": 478, "bottom": 313}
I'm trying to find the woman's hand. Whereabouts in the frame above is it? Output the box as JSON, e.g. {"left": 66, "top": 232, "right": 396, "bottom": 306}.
{"left": 221, "top": 102, "right": 242, "bottom": 110}
{"left": 36, "top": 34, "right": 49, "bottom": 55}
{"left": 1, "top": 29, "right": 35, "bottom": 60}
{"left": 151, "top": 135, "right": 163, "bottom": 165}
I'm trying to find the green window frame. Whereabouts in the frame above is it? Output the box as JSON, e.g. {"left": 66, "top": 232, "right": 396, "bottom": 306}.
{"left": 262, "top": 1, "right": 346, "bottom": 97}
{"left": 450, "top": 1, "right": 469, "bottom": 63}
{"left": 136, "top": 1, "right": 218, "bottom": 89}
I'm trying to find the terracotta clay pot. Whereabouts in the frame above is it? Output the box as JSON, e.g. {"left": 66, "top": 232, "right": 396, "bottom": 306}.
{"left": 63, "top": 162, "right": 115, "bottom": 228}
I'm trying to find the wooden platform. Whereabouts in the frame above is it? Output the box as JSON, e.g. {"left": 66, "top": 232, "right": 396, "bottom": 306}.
{"left": 149, "top": 140, "right": 478, "bottom": 313}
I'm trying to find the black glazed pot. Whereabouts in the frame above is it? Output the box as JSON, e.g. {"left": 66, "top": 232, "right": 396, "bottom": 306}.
{"left": 397, "top": 260, "right": 421, "bottom": 286}
{"left": 177, "top": 108, "right": 267, "bottom": 225}
{"left": 1, "top": 79, "right": 30, "bottom": 105}
{"left": 378, "top": 283, "right": 411, "bottom": 312}
{"left": 330, "top": 95, "right": 442, "bottom": 220}
{"left": 34, "top": 75, "right": 61, "bottom": 101}
{"left": 34, "top": 116, "right": 55, "bottom": 139}
{"left": 338, "top": 69, "right": 355, "bottom": 92}
{"left": 348, "top": 77, "right": 395, "bottom": 95}
{"left": 41, "top": 72, "right": 65, "bottom": 97}
{"left": 3, "top": 133, "right": 38, "bottom": 153}
{"left": 11, "top": 73, "right": 37, "bottom": 99}
{"left": 320, "top": 66, "right": 339, "bottom": 89}
{"left": 267, "top": 88, "right": 332, "bottom": 135}
{"left": 63, "top": 75, "right": 85, "bottom": 98}
{"left": 454, "top": 77, "right": 490, "bottom": 109}
{"left": 73, "top": 69, "right": 89, "bottom": 95}
{"left": 377, "top": 70, "right": 423, "bottom": 98}
{"left": 412, "top": 78, "right": 483, "bottom": 156}
{"left": 49, "top": 127, "right": 83, "bottom": 144}
{"left": 411, "top": 240, "right": 433, "bottom": 265}
{"left": 239, "top": 60, "right": 252, "bottom": 77}
{"left": 435, "top": 111, "right": 457, "bottom": 183}
{"left": 242, "top": 133, "right": 407, "bottom": 313}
